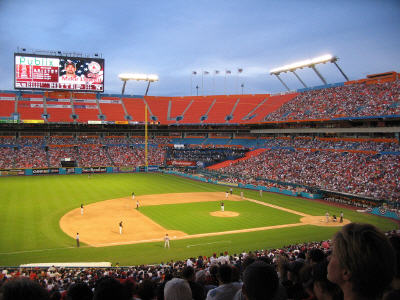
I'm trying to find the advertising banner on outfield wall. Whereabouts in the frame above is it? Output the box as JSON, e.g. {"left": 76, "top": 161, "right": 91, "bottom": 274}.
{"left": 115, "top": 166, "right": 136, "bottom": 173}
{"left": 82, "top": 167, "right": 107, "bottom": 173}
{"left": 32, "top": 168, "right": 60, "bottom": 175}
{"left": 166, "top": 160, "right": 196, "bottom": 166}
{"left": 0, "top": 169, "right": 25, "bottom": 176}
{"left": 66, "top": 168, "right": 75, "bottom": 174}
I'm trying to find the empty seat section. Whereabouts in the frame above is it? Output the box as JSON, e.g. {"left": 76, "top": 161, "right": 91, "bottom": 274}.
{"left": 182, "top": 97, "right": 215, "bottom": 123}
{"left": 203, "top": 95, "right": 237, "bottom": 123}
{"left": 46, "top": 97, "right": 73, "bottom": 122}
{"left": 18, "top": 94, "right": 45, "bottom": 120}
{"left": 145, "top": 96, "right": 170, "bottom": 124}
{"left": 123, "top": 97, "right": 146, "bottom": 122}
{"left": 100, "top": 97, "right": 126, "bottom": 121}
{"left": 171, "top": 137, "right": 205, "bottom": 145}
{"left": 0, "top": 93, "right": 16, "bottom": 118}
{"left": 203, "top": 137, "right": 231, "bottom": 145}
{"left": 73, "top": 94, "right": 100, "bottom": 123}
{"left": 230, "top": 138, "right": 258, "bottom": 148}
{"left": 230, "top": 95, "right": 268, "bottom": 123}
{"left": 244, "top": 93, "right": 298, "bottom": 123}
{"left": 169, "top": 98, "right": 191, "bottom": 123}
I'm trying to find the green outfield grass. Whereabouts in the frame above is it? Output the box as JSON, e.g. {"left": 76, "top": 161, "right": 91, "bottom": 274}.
{"left": 0, "top": 172, "right": 397, "bottom": 266}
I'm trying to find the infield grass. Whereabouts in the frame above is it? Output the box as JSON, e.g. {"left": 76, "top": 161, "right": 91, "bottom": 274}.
{"left": 140, "top": 201, "right": 301, "bottom": 234}
{"left": 0, "top": 172, "right": 397, "bottom": 266}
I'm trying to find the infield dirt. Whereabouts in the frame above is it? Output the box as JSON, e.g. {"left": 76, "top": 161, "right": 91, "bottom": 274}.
{"left": 60, "top": 192, "right": 350, "bottom": 247}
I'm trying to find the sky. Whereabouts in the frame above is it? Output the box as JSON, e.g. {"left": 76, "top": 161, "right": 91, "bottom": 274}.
{"left": 0, "top": 0, "right": 399, "bottom": 96}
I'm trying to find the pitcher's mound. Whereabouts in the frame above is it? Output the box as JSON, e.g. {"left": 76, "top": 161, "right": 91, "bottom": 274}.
{"left": 210, "top": 211, "right": 239, "bottom": 217}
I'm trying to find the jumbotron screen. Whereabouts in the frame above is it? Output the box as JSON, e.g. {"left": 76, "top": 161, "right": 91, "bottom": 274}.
{"left": 14, "top": 53, "right": 105, "bottom": 92}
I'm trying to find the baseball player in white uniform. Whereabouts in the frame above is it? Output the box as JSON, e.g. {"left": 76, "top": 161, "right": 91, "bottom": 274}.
{"left": 119, "top": 221, "right": 123, "bottom": 234}
{"left": 164, "top": 233, "right": 170, "bottom": 248}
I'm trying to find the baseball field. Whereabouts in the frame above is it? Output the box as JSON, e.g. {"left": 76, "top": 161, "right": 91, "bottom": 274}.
{"left": 0, "top": 172, "right": 397, "bottom": 266}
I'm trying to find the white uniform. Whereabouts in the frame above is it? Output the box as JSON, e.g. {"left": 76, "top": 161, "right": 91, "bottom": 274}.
{"left": 119, "top": 222, "right": 123, "bottom": 234}
{"left": 225, "top": 191, "right": 229, "bottom": 199}
{"left": 326, "top": 212, "right": 330, "bottom": 223}
{"left": 164, "top": 234, "right": 170, "bottom": 248}
{"left": 240, "top": 191, "right": 244, "bottom": 199}
{"left": 259, "top": 189, "right": 263, "bottom": 197}
{"left": 80, "top": 204, "right": 84, "bottom": 215}
{"left": 221, "top": 202, "right": 224, "bottom": 212}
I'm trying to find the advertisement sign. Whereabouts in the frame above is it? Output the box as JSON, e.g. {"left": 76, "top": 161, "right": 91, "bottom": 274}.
{"left": 82, "top": 167, "right": 107, "bottom": 173}
{"left": 0, "top": 169, "right": 25, "bottom": 176}
{"left": 15, "top": 53, "right": 104, "bottom": 92}
{"left": 32, "top": 168, "right": 60, "bottom": 175}
{"left": 166, "top": 160, "right": 196, "bottom": 166}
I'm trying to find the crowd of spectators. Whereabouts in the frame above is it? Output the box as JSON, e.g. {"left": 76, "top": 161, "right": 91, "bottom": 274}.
{"left": 0, "top": 137, "right": 16, "bottom": 145}
{"left": 167, "top": 147, "right": 247, "bottom": 166}
{"left": 78, "top": 147, "right": 111, "bottom": 167}
{"left": 18, "top": 137, "right": 46, "bottom": 147}
{"left": 14, "top": 146, "right": 48, "bottom": 169}
{"left": 47, "top": 136, "right": 75, "bottom": 145}
{"left": 265, "top": 81, "right": 400, "bottom": 121}
{"left": 256, "top": 137, "right": 400, "bottom": 152}
{"left": 0, "top": 148, "right": 14, "bottom": 169}
{"left": 48, "top": 147, "right": 79, "bottom": 168}
{"left": 217, "top": 149, "right": 400, "bottom": 201}
{"left": 0, "top": 224, "right": 398, "bottom": 300}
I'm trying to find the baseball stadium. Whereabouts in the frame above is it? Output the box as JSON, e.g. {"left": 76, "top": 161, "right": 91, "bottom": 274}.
{"left": 1, "top": 2, "right": 400, "bottom": 299}
{"left": 1, "top": 61, "right": 399, "bottom": 267}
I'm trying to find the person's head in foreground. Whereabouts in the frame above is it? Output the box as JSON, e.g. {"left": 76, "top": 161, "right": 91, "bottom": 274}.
{"left": 327, "top": 223, "right": 396, "bottom": 300}
{"left": 242, "top": 260, "right": 279, "bottom": 300}
{"left": 164, "top": 278, "right": 192, "bottom": 300}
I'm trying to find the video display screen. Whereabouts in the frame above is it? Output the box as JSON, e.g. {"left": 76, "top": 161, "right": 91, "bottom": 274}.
{"left": 14, "top": 53, "right": 104, "bottom": 92}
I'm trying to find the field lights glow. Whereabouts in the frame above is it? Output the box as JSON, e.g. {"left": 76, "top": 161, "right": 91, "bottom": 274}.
{"left": 118, "top": 73, "right": 159, "bottom": 82}
{"left": 270, "top": 54, "right": 334, "bottom": 74}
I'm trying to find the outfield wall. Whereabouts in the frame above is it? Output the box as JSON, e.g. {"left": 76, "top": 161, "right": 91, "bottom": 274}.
{"left": 0, "top": 165, "right": 160, "bottom": 176}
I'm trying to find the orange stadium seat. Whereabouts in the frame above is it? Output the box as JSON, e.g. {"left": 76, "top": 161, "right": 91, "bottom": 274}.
{"left": 100, "top": 97, "right": 126, "bottom": 122}
{"left": 46, "top": 96, "right": 73, "bottom": 123}
{"left": 182, "top": 96, "right": 215, "bottom": 123}
{"left": 145, "top": 96, "right": 170, "bottom": 124}
{"left": 245, "top": 93, "right": 299, "bottom": 123}
{"left": 227, "top": 94, "right": 269, "bottom": 123}
{"left": 0, "top": 93, "right": 16, "bottom": 118}
{"left": 18, "top": 94, "right": 45, "bottom": 120}
{"left": 204, "top": 95, "right": 238, "bottom": 123}
{"left": 122, "top": 97, "right": 146, "bottom": 122}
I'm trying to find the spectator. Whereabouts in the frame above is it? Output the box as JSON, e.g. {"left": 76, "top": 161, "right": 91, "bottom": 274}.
{"left": 182, "top": 266, "right": 206, "bottom": 300}
{"left": 241, "top": 261, "right": 279, "bottom": 300}
{"left": 206, "top": 264, "right": 242, "bottom": 300}
{"left": 0, "top": 277, "right": 50, "bottom": 300}
{"left": 164, "top": 278, "right": 192, "bottom": 300}
{"left": 66, "top": 282, "right": 93, "bottom": 300}
{"left": 327, "top": 223, "right": 396, "bottom": 300}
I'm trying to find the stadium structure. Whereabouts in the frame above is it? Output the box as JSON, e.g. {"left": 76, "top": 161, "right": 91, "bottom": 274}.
{"left": 0, "top": 50, "right": 399, "bottom": 269}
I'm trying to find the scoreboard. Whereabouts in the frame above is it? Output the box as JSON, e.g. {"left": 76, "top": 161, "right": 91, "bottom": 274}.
{"left": 14, "top": 53, "right": 105, "bottom": 92}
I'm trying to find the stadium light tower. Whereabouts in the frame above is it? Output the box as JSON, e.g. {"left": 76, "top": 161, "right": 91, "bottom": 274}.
{"left": 118, "top": 73, "right": 159, "bottom": 169}
{"left": 270, "top": 54, "right": 349, "bottom": 90}
{"left": 118, "top": 73, "right": 159, "bottom": 96}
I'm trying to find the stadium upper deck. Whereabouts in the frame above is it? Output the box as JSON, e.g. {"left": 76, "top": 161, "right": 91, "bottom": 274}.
{"left": 1, "top": 72, "right": 398, "bottom": 125}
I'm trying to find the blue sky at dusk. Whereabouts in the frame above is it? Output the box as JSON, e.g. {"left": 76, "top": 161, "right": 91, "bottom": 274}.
{"left": 0, "top": 0, "right": 399, "bottom": 96}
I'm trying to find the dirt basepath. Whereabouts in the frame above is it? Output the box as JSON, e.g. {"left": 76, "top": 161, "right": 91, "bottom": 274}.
{"left": 60, "top": 192, "right": 350, "bottom": 247}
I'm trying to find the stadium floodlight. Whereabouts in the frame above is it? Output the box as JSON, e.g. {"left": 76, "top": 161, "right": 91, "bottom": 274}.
{"left": 118, "top": 73, "right": 159, "bottom": 95}
{"left": 118, "top": 72, "right": 159, "bottom": 170}
{"left": 270, "top": 54, "right": 334, "bottom": 74}
{"left": 269, "top": 54, "right": 349, "bottom": 90}
{"left": 118, "top": 73, "right": 159, "bottom": 83}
